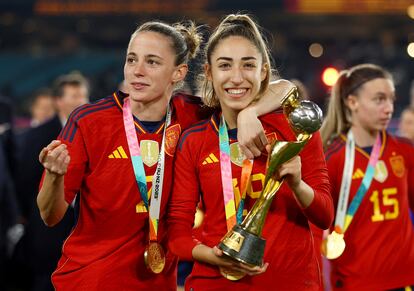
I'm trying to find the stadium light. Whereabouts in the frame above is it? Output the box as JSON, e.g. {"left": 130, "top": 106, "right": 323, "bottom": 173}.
{"left": 407, "top": 43, "right": 414, "bottom": 58}
{"left": 309, "top": 43, "right": 323, "bottom": 58}
{"left": 322, "top": 67, "right": 339, "bottom": 87}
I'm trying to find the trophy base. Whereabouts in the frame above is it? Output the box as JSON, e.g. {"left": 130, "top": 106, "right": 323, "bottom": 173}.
{"left": 218, "top": 225, "right": 265, "bottom": 267}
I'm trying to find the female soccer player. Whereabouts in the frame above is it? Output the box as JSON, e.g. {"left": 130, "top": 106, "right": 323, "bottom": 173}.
{"left": 168, "top": 14, "right": 333, "bottom": 291}
{"left": 321, "top": 64, "right": 414, "bottom": 290}
{"left": 37, "top": 20, "right": 294, "bottom": 290}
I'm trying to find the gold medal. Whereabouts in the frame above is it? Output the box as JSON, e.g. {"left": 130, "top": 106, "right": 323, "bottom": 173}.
{"left": 219, "top": 266, "right": 246, "bottom": 281}
{"left": 193, "top": 207, "right": 204, "bottom": 229}
{"left": 144, "top": 242, "right": 166, "bottom": 274}
{"left": 321, "top": 230, "right": 346, "bottom": 260}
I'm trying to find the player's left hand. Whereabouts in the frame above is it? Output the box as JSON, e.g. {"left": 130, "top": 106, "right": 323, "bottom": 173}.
{"left": 213, "top": 247, "right": 269, "bottom": 276}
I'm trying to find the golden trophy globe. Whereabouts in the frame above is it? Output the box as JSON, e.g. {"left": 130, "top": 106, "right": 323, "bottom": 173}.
{"left": 218, "top": 88, "right": 323, "bottom": 278}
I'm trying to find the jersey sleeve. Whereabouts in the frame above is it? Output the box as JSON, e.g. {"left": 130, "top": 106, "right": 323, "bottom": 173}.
{"left": 404, "top": 140, "right": 414, "bottom": 212}
{"left": 58, "top": 111, "right": 88, "bottom": 204}
{"left": 325, "top": 154, "right": 338, "bottom": 204}
{"left": 300, "top": 131, "right": 334, "bottom": 229}
{"left": 167, "top": 133, "right": 201, "bottom": 261}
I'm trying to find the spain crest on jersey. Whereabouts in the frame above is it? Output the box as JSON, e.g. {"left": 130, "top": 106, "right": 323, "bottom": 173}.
{"left": 389, "top": 155, "right": 405, "bottom": 178}
{"left": 266, "top": 132, "right": 277, "bottom": 144}
{"left": 140, "top": 140, "right": 159, "bottom": 167}
{"left": 165, "top": 124, "right": 181, "bottom": 157}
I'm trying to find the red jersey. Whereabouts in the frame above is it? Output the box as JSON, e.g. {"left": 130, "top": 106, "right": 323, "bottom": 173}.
{"left": 51, "top": 91, "right": 205, "bottom": 290}
{"left": 168, "top": 112, "right": 334, "bottom": 291}
{"left": 325, "top": 131, "right": 414, "bottom": 291}
{"left": 309, "top": 223, "right": 325, "bottom": 291}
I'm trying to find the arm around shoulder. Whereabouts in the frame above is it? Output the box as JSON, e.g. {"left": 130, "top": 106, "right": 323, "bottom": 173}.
{"left": 252, "top": 79, "right": 296, "bottom": 116}
{"left": 236, "top": 79, "right": 296, "bottom": 158}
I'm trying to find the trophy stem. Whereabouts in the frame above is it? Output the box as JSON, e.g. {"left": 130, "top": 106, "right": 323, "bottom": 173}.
{"left": 241, "top": 139, "right": 309, "bottom": 237}
{"left": 240, "top": 177, "right": 283, "bottom": 236}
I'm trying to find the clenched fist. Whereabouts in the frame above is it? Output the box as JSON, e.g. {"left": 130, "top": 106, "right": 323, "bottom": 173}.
{"left": 39, "top": 140, "right": 70, "bottom": 176}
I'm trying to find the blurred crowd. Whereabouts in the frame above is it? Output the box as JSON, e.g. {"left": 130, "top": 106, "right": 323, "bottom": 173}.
{"left": 0, "top": 72, "right": 89, "bottom": 291}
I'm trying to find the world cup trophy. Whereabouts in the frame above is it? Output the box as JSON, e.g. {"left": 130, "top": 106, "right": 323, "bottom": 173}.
{"left": 218, "top": 87, "right": 323, "bottom": 280}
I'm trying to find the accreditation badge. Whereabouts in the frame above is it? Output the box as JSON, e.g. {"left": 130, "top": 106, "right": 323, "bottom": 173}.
{"left": 140, "top": 140, "right": 159, "bottom": 167}
{"left": 165, "top": 124, "right": 181, "bottom": 157}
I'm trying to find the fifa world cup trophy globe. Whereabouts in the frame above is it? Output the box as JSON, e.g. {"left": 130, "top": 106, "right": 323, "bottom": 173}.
{"left": 218, "top": 87, "right": 323, "bottom": 280}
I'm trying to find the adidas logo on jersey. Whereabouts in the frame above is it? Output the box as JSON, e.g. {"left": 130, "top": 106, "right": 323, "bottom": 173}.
{"left": 108, "top": 146, "right": 128, "bottom": 159}
{"left": 352, "top": 168, "right": 364, "bottom": 179}
{"left": 202, "top": 153, "right": 219, "bottom": 165}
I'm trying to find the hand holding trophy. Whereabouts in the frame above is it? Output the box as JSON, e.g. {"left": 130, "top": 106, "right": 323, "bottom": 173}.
{"left": 218, "top": 87, "right": 323, "bottom": 280}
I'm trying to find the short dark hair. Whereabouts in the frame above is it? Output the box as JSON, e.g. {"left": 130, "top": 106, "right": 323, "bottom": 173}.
{"left": 52, "top": 72, "right": 89, "bottom": 98}
{"left": 30, "top": 88, "right": 53, "bottom": 104}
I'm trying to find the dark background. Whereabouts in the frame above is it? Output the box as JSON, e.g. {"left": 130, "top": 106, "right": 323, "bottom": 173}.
{"left": 0, "top": 0, "right": 413, "bottom": 122}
